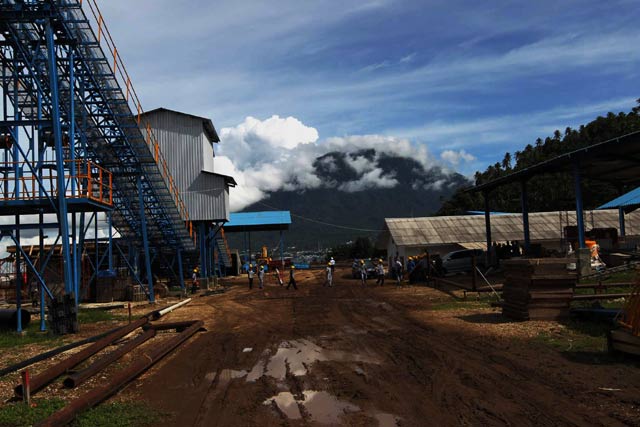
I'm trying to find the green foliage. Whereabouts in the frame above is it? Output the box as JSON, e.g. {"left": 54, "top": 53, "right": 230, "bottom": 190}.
{"left": 438, "top": 100, "right": 640, "bottom": 215}
{"left": 328, "top": 236, "right": 383, "bottom": 260}
{"left": 0, "top": 398, "right": 65, "bottom": 426}
{"left": 74, "top": 402, "right": 162, "bottom": 427}
{"left": 76, "top": 309, "right": 128, "bottom": 324}
{"left": 0, "top": 322, "right": 62, "bottom": 349}
{"left": 534, "top": 320, "right": 610, "bottom": 353}
{"left": 0, "top": 399, "right": 160, "bottom": 427}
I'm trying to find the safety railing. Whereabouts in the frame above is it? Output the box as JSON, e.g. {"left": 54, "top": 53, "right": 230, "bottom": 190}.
{"left": 81, "top": 0, "right": 194, "bottom": 239}
{"left": 0, "top": 160, "right": 113, "bottom": 206}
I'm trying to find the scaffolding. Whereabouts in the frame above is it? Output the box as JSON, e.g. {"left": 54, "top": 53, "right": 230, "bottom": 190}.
{"left": 0, "top": 0, "right": 197, "bottom": 332}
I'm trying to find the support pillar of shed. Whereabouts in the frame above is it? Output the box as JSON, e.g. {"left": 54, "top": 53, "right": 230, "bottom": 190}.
{"left": 483, "top": 191, "right": 493, "bottom": 267}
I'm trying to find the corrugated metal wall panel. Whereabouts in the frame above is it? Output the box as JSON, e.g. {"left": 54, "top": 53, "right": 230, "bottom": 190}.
{"left": 141, "top": 110, "right": 230, "bottom": 222}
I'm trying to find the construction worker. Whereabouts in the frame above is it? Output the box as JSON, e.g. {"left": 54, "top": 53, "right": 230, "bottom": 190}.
{"left": 191, "top": 268, "right": 199, "bottom": 294}
{"left": 394, "top": 258, "right": 403, "bottom": 287}
{"left": 324, "top": 262, "right": 333, "bottom": 287}
{"left": 329, "top": 257, "right": 336, "bottom": 274}
{"left": 376, "top": 259, "right": 385, "bottom": 286}
{"left": 407, "top": 257, "right": 416, "bottom": 274}
{"left": 287, "top": 265, "right": 298, "bottom": 290}
{"left": 258, "top": 265, "right": 265, "bottom": 289}
{"left": 359, "top": 259, "right": 367, "bottom": 286}
{"left": 247, "top": 264, "right": 254, "bottom": 289}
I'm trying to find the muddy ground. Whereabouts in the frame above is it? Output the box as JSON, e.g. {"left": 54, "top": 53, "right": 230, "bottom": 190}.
{"left": 112, "top": 268, "right": 640, "bottom": 427}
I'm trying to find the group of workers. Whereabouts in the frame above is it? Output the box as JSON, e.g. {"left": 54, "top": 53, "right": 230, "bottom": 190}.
{"left": 196, "top": 254, "right": 438, "bottom": 293}
{"left": 243, "top": 256, "right": 414, "bottom": 290}
{"left": 244, "top": 263, "right": 298, "bottom": 290}
{"left": 352, "top": 257, "right": 405, "bottom": 286}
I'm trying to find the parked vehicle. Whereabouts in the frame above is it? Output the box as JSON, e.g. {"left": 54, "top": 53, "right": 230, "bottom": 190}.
{"left": 441, "top": 249, "right": 485, "bottom": 274}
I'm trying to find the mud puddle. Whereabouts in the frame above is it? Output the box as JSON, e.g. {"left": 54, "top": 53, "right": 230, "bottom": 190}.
{"left": 255, "top": 338, "right": 379, "bottom": 381}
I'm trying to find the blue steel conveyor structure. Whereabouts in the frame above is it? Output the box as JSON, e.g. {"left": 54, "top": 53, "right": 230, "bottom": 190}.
{"left": 0, "top": 0, "right": 197, "bottom": 332}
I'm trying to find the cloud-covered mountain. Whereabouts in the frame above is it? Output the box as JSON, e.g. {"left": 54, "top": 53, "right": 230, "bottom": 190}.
{"left": 214, "top": 115, "right": 471, "bottom": 248}
{"left": 215, "top": 115, "right": 474, "bottom": 213}
{"left": 236, "top": 148, "right": 469, "bottom": 249}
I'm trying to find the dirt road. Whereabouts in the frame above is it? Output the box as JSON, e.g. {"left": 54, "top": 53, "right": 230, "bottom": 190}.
{"left": 128, "top": 268, "right": 640, "bottom": 426}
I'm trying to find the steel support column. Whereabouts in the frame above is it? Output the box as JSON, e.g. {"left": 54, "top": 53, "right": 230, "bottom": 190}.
{"left": 573, "top": 162, "right": 586, "bottom": 249}
{"left": 39, "top": 210, "right": 45, "bottom": 331}
{"left": 15, "top": 215, "right": 22, "bottom": 333}
{"left": 107, "top": 211, "right": 113, "bottom": 271}
{"left": 138, "top": 176, "right": 155, "bottom": 303}
{"left": 46, "top": 21, "right": 74, "bottom": 298}
{"left": 280, "top": 230, "right": 284, "bottom": 270}
{"left": 520, "top": 180, "right": 531, "bottom": 255}
{"left": 483, "top": 192, "right": 492, "bottom": 266}
{"left": 619, "top": 207, "right": 626, "bottom": 238}
{"left": 198, "top": 223, "right": 208, "bottom": 279}
{"left": 177, "top": 248, "right": 185, "bottom": 290}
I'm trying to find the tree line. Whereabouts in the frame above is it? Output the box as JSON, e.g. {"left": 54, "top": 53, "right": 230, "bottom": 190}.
{"left": 437, "top": 100, "right": 640, "bottom": 215}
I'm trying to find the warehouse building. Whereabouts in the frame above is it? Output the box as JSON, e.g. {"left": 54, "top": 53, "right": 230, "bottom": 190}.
{"left": 378, "top": 209, "right": 640, "bottom": 265}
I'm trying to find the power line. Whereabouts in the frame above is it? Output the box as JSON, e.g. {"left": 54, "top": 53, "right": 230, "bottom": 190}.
{"left": 255, "top": 200, "right": 384, "bottom": 233}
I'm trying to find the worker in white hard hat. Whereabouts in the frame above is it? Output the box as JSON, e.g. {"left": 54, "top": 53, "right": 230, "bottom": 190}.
{"left": 329, "top": 257, "right": 336, "bottom": 274}
{"left": 286, "top": 264, "right": 298, "bottom": 290}
{"left": 258, "top": 265, "right": 265, "bottom": 289}
{"left": 247, "top": 264, "right": 255, "bottom": 290}
{"left": 359, "top": 259, "right": 367, "bottom": 286}
{"left": 376, "top": 259, "right": 385, "bottom": 286}
{"left": 324, "top": 262, "right": 333, "bottom": 287}
{"left": 394, "top": 258, "right": 403, "bottom": 287}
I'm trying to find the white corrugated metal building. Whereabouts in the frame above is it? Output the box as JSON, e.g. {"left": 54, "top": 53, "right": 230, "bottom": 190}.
{"left": 140, "top": 108, "right": 236, "bottom": 222}
{"left": 140, "top": 108, "right": 237, "bottom": 280}
{"left": 378, "top": 209, "right": 640, "bottom": 262}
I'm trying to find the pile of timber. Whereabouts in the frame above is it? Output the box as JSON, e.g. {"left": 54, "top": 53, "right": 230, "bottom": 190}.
{"left": 502, "top": 258, "right": 576, "bottom": 321}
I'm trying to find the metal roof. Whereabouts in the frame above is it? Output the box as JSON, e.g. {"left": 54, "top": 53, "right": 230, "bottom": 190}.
{"left": 382, "top": 209, "right": 639, "bottom": 247}
{"left": 201, "top": 170, "right": 237, "bottom": 187}
{"left": 224, "top": 211, "right": 291, "bottom": 232}
{"left": 141, "top": 107, "right": 220, "bottom": 143}
{"left": 598, "top": 187, "right": 640, "bottom": 210}
{"left": 471, "top": 130, "right": 640, "bottom": 193}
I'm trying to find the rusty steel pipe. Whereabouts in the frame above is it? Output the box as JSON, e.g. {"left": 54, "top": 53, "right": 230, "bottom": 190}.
{"left": 63, "top": 328, "right": 156, "bottom": 388}
{"left": 14, "top": 317, "right": 148, "bottom": 398}
{"left": 143, "top": 320, "right": 204, "bottom": 332}
{"left": 37, "top": 320, "right": 203, "bottom": 427}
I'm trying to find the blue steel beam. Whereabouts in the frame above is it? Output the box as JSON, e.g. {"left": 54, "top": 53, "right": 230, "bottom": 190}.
{"left": 45, "top": 21, "right": 74, "bottom": 299}
{"left": 138, "top": 175, "right": 155, "bottom": 303}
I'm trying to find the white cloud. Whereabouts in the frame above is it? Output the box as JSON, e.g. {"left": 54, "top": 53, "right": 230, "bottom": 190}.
{"left": 338, "top": 168, "right": 398, "bottom": 192}
{"left": 440, "top": 149, "right": 476, "bottom": 166}
{"left": 214, "top": 115, "right": 443, "bottom": 211}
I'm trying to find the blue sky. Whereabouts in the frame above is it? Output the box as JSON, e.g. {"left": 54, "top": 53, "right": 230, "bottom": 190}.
{"left": 100, "top": 0, "right": 640, "bottom": 176}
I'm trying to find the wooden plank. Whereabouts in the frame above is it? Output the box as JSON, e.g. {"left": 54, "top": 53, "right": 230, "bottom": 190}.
{"left": 611, "top": 342, "right": 640, "bottom": 356}
{"left": 611, "top": 329, "right": 640, "bottom": 346}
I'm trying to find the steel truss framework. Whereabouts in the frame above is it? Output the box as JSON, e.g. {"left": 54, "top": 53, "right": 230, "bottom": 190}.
{"left": 0, "top": 0, "right": 199, "bottom": 332}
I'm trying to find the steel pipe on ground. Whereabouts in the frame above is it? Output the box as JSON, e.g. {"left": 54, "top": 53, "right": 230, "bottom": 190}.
{"left": 151, "top": 298, "right": 191, "bottom": 320}
{"left": 14, "top": 317, "right": 148, "bottom": 398}
{"left": 0, "top": 326, "right": 122, "bottom": 378}
{"left": 37, "top": 320, "right": 204, "bottom": 427}
{"left": 144, "top": 320, "right": 205, "bottom": 332}
{"left": 63, "top": 328, "right": 156, "bottom": 388}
